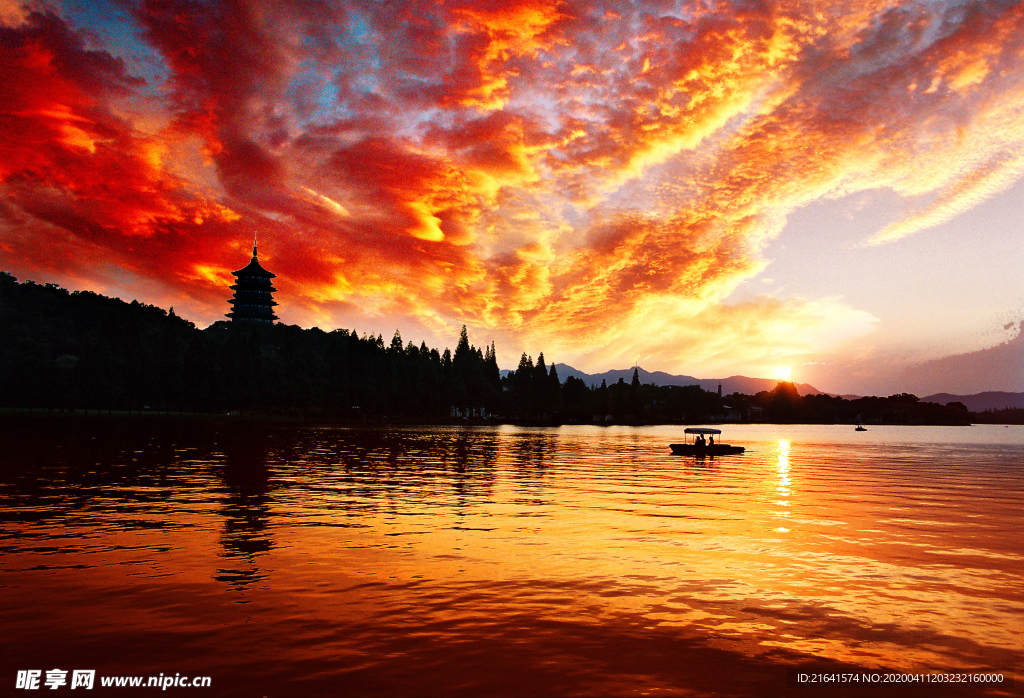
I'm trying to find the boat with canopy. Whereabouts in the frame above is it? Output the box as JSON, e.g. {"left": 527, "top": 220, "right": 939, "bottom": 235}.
{"left": 669, "top": 428, "right": 745, "bottom": 455}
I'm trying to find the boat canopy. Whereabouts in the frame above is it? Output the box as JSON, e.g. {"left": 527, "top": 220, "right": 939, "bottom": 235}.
{"left": 683, "top": 428, "right": 721, "bottom": 434}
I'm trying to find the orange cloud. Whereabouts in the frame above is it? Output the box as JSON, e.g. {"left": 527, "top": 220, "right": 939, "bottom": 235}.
{"left": 2, "top": 1, "right": 1023, "bottom": 378}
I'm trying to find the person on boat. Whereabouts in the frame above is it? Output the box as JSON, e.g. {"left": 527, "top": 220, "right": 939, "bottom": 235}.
{"left": 696, "top": 434, "right": 706, "bottom": 446}
{"left": 708, "top": 435, "right": 715, "bottom": 446}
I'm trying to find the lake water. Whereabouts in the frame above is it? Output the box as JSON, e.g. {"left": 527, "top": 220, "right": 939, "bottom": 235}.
{"left": 1, "top": 420, "right": 1022, "bottom": 697}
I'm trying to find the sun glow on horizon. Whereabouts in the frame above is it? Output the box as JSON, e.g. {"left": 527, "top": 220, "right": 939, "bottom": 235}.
{"left": 1, "top": 1, "right": 1022, "bottom": 395}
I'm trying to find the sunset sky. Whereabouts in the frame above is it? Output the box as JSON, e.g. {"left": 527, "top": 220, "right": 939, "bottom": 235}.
{"left": 1, "top": 0, "right": 1021, "bottom": 395}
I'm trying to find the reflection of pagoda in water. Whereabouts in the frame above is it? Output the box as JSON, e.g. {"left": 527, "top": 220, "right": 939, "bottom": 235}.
{"left": 226, "top": 234, "right": 278, "bottom": 323}
{"left": 216, "top": 426, "right": 273, "bottom": 592}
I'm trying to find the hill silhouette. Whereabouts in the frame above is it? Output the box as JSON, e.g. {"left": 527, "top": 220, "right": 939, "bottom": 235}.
{"left": 901, "top": 325, "right": 1024, "bottom": 395}
{"left": 0, "top": 273, "right": 980, "bottom": 425}
{"left": 549, "top": 364, "right": 821, "bottom": 396}
{"left": 921, "top": 391, "right": 1024, "bottom": 412}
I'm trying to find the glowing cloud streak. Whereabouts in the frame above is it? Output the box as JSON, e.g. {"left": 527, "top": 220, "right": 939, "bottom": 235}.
{"left": 1, "top": 0, "right": 1022, "bottom": 374}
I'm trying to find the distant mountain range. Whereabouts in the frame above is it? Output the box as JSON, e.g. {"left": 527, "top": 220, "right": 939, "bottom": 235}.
{"left": 502, "top": 364, "right": 1024, "bottom": 411}
{"left": 900, "top": 326, "right": 1023, "bottom": 395}
{"left": 507, "top": 364, "right": 823, "bottom": 396}
{"left": 920, "top": 392, "right": 1024, "bottom": 412}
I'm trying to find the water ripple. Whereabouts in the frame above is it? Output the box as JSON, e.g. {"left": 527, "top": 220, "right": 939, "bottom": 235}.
{"left": 0, "top": 421, "right": 1021, "bottom": 695}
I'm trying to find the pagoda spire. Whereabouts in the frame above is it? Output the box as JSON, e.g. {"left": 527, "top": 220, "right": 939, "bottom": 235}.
{"left": 252, "top": 231, "right": 258, "bottom": 258}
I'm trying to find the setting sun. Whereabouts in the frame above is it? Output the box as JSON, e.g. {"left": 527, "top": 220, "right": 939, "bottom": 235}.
{"left": 775, "top": 366, "right": 792, "bottom": 380}
{"left": 0, "top": 0, "right": 1021, "bottom": 395}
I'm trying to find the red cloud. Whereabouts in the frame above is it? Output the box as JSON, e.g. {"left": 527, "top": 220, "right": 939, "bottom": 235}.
{"left": 0, "top": 10, "right": 241, "bottom": 297}
{"left": 2, "top": 1, "right": 1022, "bottom": 375}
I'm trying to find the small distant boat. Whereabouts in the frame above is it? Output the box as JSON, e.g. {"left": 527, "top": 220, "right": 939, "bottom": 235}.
{"left": 670, "top": 428, "right": 745, "bottom": 455}
{"left": 855, "top": 425, "right": 867, "bottom": 431}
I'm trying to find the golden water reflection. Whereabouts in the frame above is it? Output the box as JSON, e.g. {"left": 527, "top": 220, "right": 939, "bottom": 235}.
{"left": 775, "top": 439, "right": 792, "bottom": 533}
{"left": 0, "top": 422, "right": 1021, "bottom": 696}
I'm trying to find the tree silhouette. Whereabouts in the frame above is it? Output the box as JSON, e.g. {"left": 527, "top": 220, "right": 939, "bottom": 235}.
{"left": 0, "top": 273, "right": 975, "bottom": 426}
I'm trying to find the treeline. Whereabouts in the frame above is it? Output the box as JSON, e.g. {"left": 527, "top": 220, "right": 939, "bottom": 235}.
{"left": 0, "top": 273, "right": 500, "bottom": 418}
{"left": 0, "top": 273, "right": 978, "bottom": 425}
{"left": 536, "top": 373, "right": 973, "bottom": 426}
{"left": 720, "top": 382, "right": 973, "bottom": 425}
{"left": 972, "top": 408, "right": 1024, "bottom": 425}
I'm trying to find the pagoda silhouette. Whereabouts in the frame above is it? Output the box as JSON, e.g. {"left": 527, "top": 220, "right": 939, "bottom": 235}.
{"left": 226, "top": 235, "right": 278, "bottom": 323}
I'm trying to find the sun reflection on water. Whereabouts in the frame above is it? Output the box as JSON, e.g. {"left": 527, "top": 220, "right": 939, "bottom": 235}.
{"left": 774, "top": 439, "right": 791, "bottom": 533}
{"left": 0, "top": 423, "right": 1022, "bottom": 695}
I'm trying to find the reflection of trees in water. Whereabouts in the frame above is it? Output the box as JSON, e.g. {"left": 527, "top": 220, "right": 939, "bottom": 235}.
{"left": 0, "top": 417, "right": 221, "bottom": 527}
{"left": 280, "top": 429, "right": 500, "bottom": 511}
{"left": 508, "top": 432, "right": 555, "bottom": 471}
{"left": 2, "top": 419, "right": 277, "bottom": 592}
{"left": 215, "top": 426, "right": 273, "bottom": 592}
{"left": 443, "top": 431, "right": 498, "bottom": 504}
{"left": 507, "top": 432, "right": 557, "bottom": 507}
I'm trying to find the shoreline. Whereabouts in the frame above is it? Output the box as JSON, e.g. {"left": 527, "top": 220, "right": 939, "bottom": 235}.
{"left": 0, "top": 408, "right": 987, "bottom": 427}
